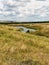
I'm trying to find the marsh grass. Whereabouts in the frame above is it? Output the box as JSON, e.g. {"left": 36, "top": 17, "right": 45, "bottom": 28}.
{"left": 0, "top": 24, "right": 49, "bottom": 65}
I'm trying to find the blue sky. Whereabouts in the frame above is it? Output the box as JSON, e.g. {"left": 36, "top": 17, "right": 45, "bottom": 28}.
{"left": 0, "top": 0, "right": 49, "bottom": 21}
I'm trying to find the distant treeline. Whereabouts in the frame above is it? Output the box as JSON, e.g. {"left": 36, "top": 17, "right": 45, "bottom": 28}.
{"left": 0, "top": 21, "right": 49, "bottom": 24}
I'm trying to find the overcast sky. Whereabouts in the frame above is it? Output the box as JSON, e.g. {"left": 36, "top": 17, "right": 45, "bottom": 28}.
{"left": 0, "top": 0, "right": 49, "bottom": 21}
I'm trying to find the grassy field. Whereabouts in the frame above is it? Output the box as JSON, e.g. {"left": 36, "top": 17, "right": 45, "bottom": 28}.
{"left": 0, "top": 23, "right": 49, "bottom": 65}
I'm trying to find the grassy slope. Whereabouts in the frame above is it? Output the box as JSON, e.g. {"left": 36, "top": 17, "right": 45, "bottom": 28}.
{"left": 13, "top": 23, "right": 49, "bottom": 37}
{"left": 0, "top": 24, "right": 49, "bottom": 65}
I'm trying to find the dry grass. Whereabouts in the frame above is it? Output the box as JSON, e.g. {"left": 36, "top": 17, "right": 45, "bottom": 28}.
{"left": 0, "top": 24, "right": 49, "bottom": 65}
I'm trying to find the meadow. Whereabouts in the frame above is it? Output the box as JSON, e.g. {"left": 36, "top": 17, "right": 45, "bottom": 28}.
{"left": 0, "top": 23, "right": 49, "bottom": 65}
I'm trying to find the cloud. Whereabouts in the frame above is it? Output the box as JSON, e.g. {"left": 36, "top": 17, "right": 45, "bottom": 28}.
{"left": 36, "top": 0, "right": 46, "bottom": 1}
{"left": 34, "top": 6, "right": 49, "bottom": 17}
{"left": 0, "top": 0, "right": 49, "bottom": 21}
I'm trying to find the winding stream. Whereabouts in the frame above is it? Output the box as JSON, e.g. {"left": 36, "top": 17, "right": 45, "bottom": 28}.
{"left": 16, "top": 26, "right": 36, "bottom": 33}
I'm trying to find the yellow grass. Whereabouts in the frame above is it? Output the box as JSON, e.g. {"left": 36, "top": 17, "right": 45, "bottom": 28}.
{"left": 0, "top": 24, "right": 49, "bottom": 65}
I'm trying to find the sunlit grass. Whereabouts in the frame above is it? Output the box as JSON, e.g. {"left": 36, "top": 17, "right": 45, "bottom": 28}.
{"left": 0, "top": 24, "right": 49, "bottom": 65}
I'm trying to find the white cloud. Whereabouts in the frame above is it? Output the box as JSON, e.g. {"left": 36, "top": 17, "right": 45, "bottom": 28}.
{"left": 0, "top": 0, "right": 49, "bottom": 21}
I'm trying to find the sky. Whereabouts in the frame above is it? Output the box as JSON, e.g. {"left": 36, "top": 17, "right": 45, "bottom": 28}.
{"left": 0, "top": 0, "right": 49, "bottom": 22}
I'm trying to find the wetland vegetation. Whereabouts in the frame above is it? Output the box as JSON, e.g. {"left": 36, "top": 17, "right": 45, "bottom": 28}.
{"left": 0, "top": 23, "right": 49, "bottom": 65}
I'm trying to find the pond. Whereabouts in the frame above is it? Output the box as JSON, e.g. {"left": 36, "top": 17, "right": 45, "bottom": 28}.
{"left": 16, "top": 26, "right": 36, "bottom": 33}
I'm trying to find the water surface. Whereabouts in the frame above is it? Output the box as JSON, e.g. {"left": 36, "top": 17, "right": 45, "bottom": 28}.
{"left": 16, "top": 26, "right": 36, "bottom": 33}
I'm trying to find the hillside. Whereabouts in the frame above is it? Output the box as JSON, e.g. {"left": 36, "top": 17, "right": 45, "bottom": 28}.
{"left": 0, "top": 24, "right": 49, "bottom": 65}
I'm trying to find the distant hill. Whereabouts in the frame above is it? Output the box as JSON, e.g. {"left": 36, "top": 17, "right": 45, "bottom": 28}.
{"left": 0, "top": 20, "right": 49, "bottom": 24}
